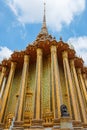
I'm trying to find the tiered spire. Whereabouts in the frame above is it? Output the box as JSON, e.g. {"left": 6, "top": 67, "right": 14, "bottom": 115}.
{"left": 35, "top": 2, "right": 53, "bottom": 43}
{"left": 40, "top": 2, "right": 48, "bottom": 35}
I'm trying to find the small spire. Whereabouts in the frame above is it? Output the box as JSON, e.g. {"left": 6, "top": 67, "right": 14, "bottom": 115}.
{"left": 40, "top": 2, "right": 48, "bottom": 35}
{"left": 60, "top": 36, "right": 63, "bottom": 41}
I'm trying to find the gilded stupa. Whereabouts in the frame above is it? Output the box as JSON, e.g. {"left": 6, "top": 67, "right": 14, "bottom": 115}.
{"left": 0, "top": 3, "right": 87, "bottom": 130}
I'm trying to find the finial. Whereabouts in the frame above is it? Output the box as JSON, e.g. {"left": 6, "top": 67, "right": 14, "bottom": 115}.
{"left": 44, "top": 2, "right": 46, "bottom": 22}
{"left": 60, "top": 36, "right": 63, "bottom": 41}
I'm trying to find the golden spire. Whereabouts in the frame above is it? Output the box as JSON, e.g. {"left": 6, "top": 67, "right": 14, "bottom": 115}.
{"left": 40, "top": 2, "right": 48, "bottom": 35}
{"left": 35, "top": 1, "right": 49, "bottom": 42}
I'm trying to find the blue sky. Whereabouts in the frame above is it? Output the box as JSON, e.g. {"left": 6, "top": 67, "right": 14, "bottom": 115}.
{"left": 0, "top": 0, "right": 87, "bottom": 65}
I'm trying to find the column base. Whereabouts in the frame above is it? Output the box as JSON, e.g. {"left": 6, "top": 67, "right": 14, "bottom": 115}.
{"left": 30, "top": 119, "right": 44, "bottom": 129}
{"left": 10, "top": 127, "right": 24, "bottom": 129}
{"left": 73, "top": 120, "right": 82, "bottom": 130}
{"left": 82, "top": 123, "right": 87, "bottom": 130}
{"left": 60, "top": 117, "right": 73, "bottom": 129}
{"left": 10, "top": 121, "right": 24, "bottom": 130}
{"left": 0, "top": 123, "right": 4, "bottom": 130}
{"left": 52, "top": 117, "right": 75, "bottom": 130}
{"left": 52, "top": 118, "right": 60, "bottom": 129}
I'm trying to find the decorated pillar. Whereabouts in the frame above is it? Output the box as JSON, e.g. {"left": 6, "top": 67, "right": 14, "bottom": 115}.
{"left": 70, "top": 60, "right": 87, "bottom": 123}
{"left": 0, "top": 62, "right": 16, "bottom": 123}
{"left": 0, "top": 77, "right": 7, "bottom": 99}
{"left": 62, "top": 54, "right": 72, "bottom": 118}
{"left": 51, "top": 45, "right": 62, "bottom": 119}
{"left": 48, "top": 56, "right": 51, "bottom": 112}
{"left": 14, "top": 55, "right": 29, "bottom": 126}
{"left": 0, "top": 73, "right": 7, "bottom": 112}
{"left": 62, "top": 51, "right": 79, "bottom": 121}
{"left": 83, "top": 73, "right": 87, "bottom": 91}
{"left": 32, "top": 48, "right": 43, "bottom": 127}
{"left": 70, "top": 60, "right": 81, "bottom": 121}
{"left": 0, "top": 66, "right": 6, "bottom": 91}
{"left": 77, "top": 68, "right": 87, "bottom": 104}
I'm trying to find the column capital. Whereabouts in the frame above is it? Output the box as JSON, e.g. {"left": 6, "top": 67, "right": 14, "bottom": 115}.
{"left": 50, "top": 45, "right": 57, "bottom": 53}
{"left": 62, "top": 51, "right": 68, "bottom": 59}
{"left": 24, "top": 55, "right": 29, "bottom": 63}
{"left": 2, "top": 66, "right": 6, "bottom": 74}
{"left": 37, "top": 48, "right": 43, "bottom": 56}
{"left": 83, "top": 73, "right": 86, "bottom": 79}
{"left": 70, "top": 59, "right": 75, "bottom": 67}
{"left": 77, "top": 68, "right": 81, "bottom": 74}
{"left": 11, "top": 61, "right": 17, "bottom": 70}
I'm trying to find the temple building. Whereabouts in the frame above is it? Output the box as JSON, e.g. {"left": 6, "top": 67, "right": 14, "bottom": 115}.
{"left": 0, "top": 3, "right": 87, "bottom": 130}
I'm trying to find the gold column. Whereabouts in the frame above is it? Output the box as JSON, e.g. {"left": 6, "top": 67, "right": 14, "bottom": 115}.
{"left": 83, "top": 73, "right": 87, "bottom": 91}
{"left": 0, "top": 62, "right": 16, "bottom": 123}
{"left": 48, "top": 56, "right": 51, "bottom": 112}
{"left": 0, "top": 66, "right": 6, "bottom": 91}
{"left": 62, "top": 51, "right": 79, "bottom": 121}
{"left": 15, "top": 55, "right": 29, "bottom": 122}
{"left": 62, "top": 54, "right": 72, "bottom": 118}
{"left": 70, "top": 60, "right": 87, "bottom": 123}
{"left": 77, "top": 68, "right": 87, "bottom": 103}
{"left": 51, "top": 45, "right": 62, "bottom": 119}
{"left": 34, "top": 48, "right": 42, "bottom": 120}
{"left": 51, "top": 46, "right": 55, "bottom": 117}
{"left": 0, "top": 77, "right": 7, "bottom": 99}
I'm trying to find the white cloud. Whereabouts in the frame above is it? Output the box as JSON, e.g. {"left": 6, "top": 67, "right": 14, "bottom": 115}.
{"left": 6, "top": 0, "right": 85, "bottom": 31}
{"left": 68, "top": 36, "right": 87, "bottom": 65}
{"left": 0, "top": 46, "right": 13, "bottom": 63}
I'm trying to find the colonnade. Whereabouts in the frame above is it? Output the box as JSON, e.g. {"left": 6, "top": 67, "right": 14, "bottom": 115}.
{"left": 0, "top": 45, "right": 87, "bottom": 129}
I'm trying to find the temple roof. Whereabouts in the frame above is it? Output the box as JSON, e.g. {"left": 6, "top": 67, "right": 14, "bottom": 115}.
{"left": 0, "top": 3, "right": 87, "bottom": 75}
